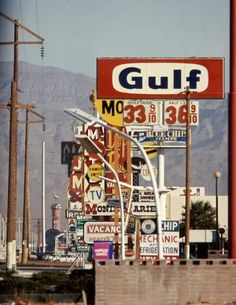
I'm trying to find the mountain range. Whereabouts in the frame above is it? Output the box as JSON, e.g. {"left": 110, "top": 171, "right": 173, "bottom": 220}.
{"left": 0, "top": 61, "right": 228, "bottom": 230}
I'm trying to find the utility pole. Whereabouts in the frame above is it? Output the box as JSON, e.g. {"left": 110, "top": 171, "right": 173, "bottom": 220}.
{"left": 0, "top": 12, "right": 44, "bottom": 270}
{"left": 184, "top": 87, "right": 191, "bottom": 260}
{"left": 37, "top": 218, "right": 41, "bottom": 253}
{"left": 20, "top": 109, "right": 44, "bottom": 263}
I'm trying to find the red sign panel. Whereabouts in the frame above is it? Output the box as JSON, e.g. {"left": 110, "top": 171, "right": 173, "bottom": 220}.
{"left": 97, "top": 57, "right": 224, "bottom": 99}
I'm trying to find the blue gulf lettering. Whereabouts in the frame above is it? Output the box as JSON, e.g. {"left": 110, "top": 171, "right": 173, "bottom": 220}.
{"left": 148, "top": 76, "right": 168, "bottom": 89}
{"left": 119, "top": 67, "right": 142, "bottom": 89}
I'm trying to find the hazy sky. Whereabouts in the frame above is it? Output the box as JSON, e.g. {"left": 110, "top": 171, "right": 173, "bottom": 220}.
{"left": 0, "top": 0, "right": 230, "bottom": 90}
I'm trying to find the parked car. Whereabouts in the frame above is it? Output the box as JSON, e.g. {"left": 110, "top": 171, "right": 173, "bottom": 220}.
{"left": 29, "top": 252, "right": 38, "bottom": 260}
{"left": 51, "top": 254, "right": 77, "bottom": 263}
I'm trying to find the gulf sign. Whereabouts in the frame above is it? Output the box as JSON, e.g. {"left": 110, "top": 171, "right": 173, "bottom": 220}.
{"left": 97, "top": 58, "right": 224, "bottom": 99}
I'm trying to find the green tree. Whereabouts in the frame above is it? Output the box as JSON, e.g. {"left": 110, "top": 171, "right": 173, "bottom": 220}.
{"left": 180, "top": 200, "right": 216, "bottom": 236}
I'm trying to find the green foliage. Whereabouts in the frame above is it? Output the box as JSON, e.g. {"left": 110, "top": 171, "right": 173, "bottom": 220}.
{"left": 0, "top": 269, "right": 95, "bottom": 297}
{"left": 189, "top": 200, "right": 216, "bottom": 229}
{"left": 180, "top": 200, "right": 216, "bottom": 236}
{"left": 0, "top": 276, "right": 40, "bottom": 295}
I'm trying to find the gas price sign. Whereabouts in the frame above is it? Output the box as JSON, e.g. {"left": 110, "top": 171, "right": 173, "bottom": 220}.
{"left": 123, "top": 100, "right": 161, "bottom": 126}
{"left": 164, "top": 100, "right": 199, "bottom": 126}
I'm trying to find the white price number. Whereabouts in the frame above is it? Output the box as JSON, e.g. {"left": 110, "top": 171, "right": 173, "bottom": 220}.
{"left": 164, "top": 101, "right": 199, "bottom": 126}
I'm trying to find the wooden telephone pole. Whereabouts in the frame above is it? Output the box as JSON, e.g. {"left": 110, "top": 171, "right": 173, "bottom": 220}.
{"left": 184, "top": 87, "right": 191, "bottom": 260}
{"left": 20, "top": 109, "right": 44, "bottom": 263}
{"left": 0, "top": 12, "right": 44, "bottom": 270}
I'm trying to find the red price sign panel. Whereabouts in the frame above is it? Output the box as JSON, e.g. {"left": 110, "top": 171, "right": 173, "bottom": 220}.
{"left": 123, "top": 100, "right": 161, "bottom": 126}
{"left": 164, "top": 100, "right": 199, "bottom": 126}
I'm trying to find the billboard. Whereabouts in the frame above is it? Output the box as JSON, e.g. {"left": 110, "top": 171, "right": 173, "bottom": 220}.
{"left": 97, "top": 57, "right": 224, "bottom": 99}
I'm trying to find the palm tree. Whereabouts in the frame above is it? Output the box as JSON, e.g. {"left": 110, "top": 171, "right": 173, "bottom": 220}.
{"left": 180, "top": 200, "right": 216, "bottom": 236}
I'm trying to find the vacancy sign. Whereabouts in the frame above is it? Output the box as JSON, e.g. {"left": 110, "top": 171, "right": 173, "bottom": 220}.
{"left": 97, "top": 58, "right": 224, "bottom": 99}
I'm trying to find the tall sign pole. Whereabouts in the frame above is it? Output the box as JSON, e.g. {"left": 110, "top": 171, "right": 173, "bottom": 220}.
{"left": 229, "top": 0, "right": 236, "bottom": 258}
{"left": 184, "top": 87, "right": 191, "bottom": 259}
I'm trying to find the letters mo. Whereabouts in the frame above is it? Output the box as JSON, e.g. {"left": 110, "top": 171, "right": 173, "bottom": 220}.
{"left": 112, "top": 63, "right": 208, "bottom": 94}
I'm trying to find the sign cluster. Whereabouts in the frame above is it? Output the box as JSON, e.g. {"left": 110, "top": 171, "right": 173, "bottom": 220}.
{"left": 62, "top": 57, "right": 224, "bottom": 261}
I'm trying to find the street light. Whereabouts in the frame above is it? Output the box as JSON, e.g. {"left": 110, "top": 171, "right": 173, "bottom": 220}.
{"left": 214, "top": 171, "right": 221, "bottom": 250}
{"left": 75, "top": 135, "right": 126, "bottom": 260}
{"left": 64, "top": 107, "right": 164, "bottom": 259}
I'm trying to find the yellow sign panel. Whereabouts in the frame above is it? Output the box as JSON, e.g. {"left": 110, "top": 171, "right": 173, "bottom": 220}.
{"left": 95, "top": 99, "right": 124, "bottom": 127}
{"left": 87, "top": 163, "right": 105, "bottom": 181}
{"left": 142, "top": 141, "right": 158, "bottom": 159}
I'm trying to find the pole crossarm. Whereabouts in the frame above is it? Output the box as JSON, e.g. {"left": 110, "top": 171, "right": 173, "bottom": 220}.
{"left": 0, "top": 11, "right": 44, "bottom": 43}
{"left": 0, "top": 103, "right": 36, "bottom": 110}
{"left": 0, "top": 104, "right": 10, "bottom": 109}
{"left": 0, "top": 41, "right": 43, "bottom": 45}
{"left": 18, "top": 109, "right": 45, "bottom": 124}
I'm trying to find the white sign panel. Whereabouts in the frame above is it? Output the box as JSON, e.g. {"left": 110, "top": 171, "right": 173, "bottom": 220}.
{"left": 85, "top": 202, "right": 157, "bottom": 217}
{"left": 132, "top": 189, "right": 155, "bottom": 202}
{"left": 88, "top": 186, "right": 105, "bottom": 204}
{"left": 123, "top": 100, "right": 161, "bottom": 126}
{"left": 84, "top": 222, "right": 122, "bottom": 244}
{"left": 132, "top": 202, "right": 156, "bottom": 216}
{"left": 141, "top": 164, "right": 158, "bottom": 181}
{"left": 164, "top": 100, "right": 199, "bottom": 126}
{"left": 127, "top": 128, "right": 188, "bottom": 148}
{"left": 85, "top": 203, "right": 118, "bottom": 216}
{"left": 140, "top": 220, "right": 179, "bottom": 260}
{"left": 140, "top": 232, "right": 179, "bottom": 260}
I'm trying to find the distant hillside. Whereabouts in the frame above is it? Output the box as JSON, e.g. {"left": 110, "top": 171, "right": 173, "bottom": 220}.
{"left": 0, "top": 61, "right": 228, "bottom": 230}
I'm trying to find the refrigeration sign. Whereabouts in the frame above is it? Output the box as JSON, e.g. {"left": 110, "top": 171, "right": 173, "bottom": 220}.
{"left": 97, "top": 58, "right": 224, "bottom": 99}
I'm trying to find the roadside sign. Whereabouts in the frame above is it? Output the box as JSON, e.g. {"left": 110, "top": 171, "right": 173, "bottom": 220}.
{"left": 164, "top": 100, "right": 199, "bottom": 126}
{"left": 77, "top": 245, "right": 89, "bottom": 252}
{"left": 85, "top": 202, "right": 117, "bottom": 216}
{"left": 93, "top": 241, "right": 113, "bottom": 260}
{"left": 132, "top": 202, "right": 156, "bottom": 217}
{"left": 140, "top": 220, "right": 179, "bottom": 260}
{"left": 87, "top": 163, "right": 105, "bottom": 181}
{"left": 88, "top": 186, "right": 105, "bottom": 204}
{"left": 61, "top": 141, "right": 81, "bottom": 164}
{"left": 126, "top": 215, "right": 137, "bottom": 234}
{"left": 107, "top": 199, "right": 121, "bottom": 207}
{"left": 65, "top": 209, "right": 81, "bottom": 219}
{"left": 141, "top": 141, "right": 159, "bottom": 158}
{"left": 141, "top": 164, "right": 158, "bottom": 181}
{"left": 132, "top": 189, "right": 155, "bottom": 202}
{"left": 97, "top": 57, "right": 224, "bottom": 99}
{"left": 95, "top": 98, "right": 161, "bottom": 127}
{"left": 139, "top": 129, "right": 189, "bottom": 148}
{"left": 123, "top": 100, "right": 161, "bottom": 126}
{"left": 95, "top": 99, "right": 124, "bottom": 127}
{"left": 84, "top": 222, "right": 122, "bottom": 244}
